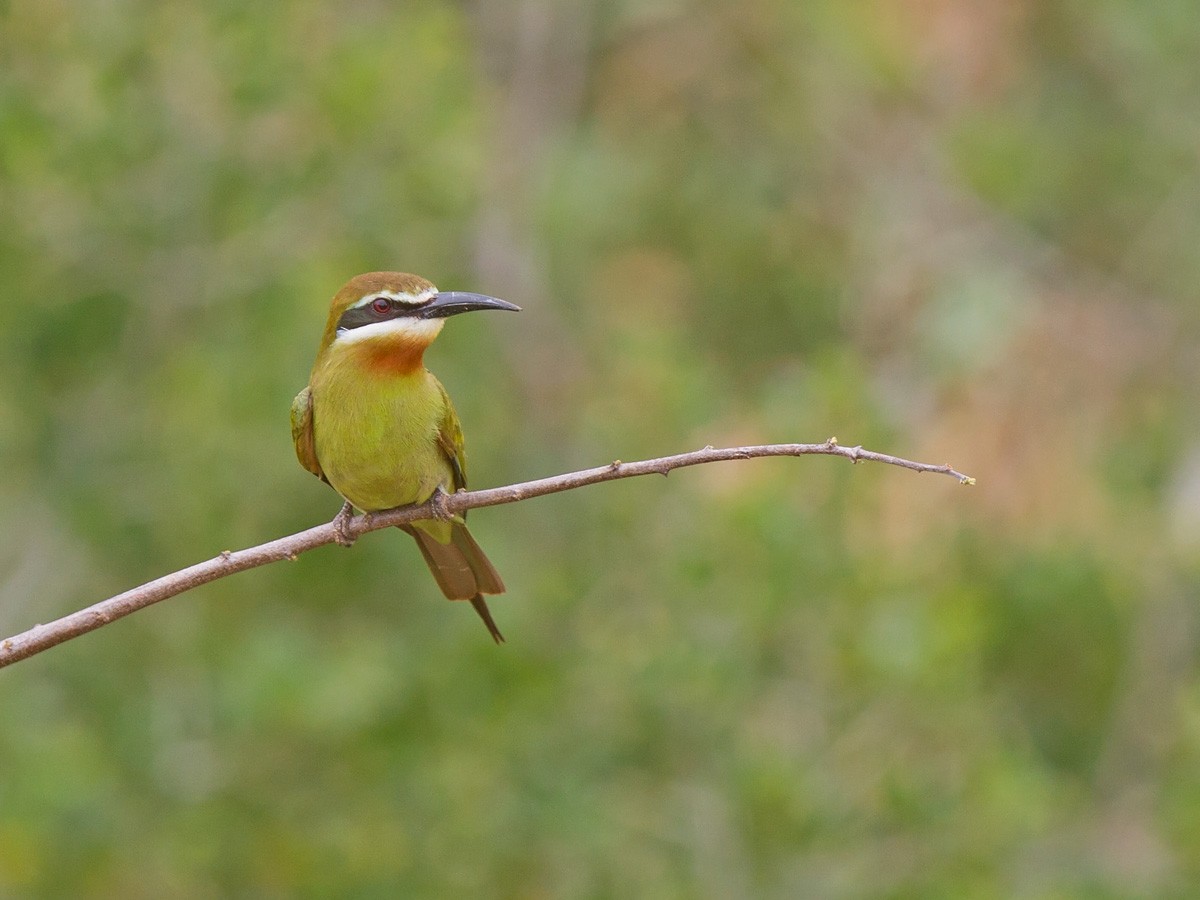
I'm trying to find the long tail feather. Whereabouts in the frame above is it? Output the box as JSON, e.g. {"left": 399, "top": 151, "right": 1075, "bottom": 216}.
{"left": 450, "top": 522, "right": 505, "bottom": 595}
{"left": 400, "top": 522, "right": 506, "bottom": 642}
{"left": 468, "top": 595, "right": 505, "bottom": 644}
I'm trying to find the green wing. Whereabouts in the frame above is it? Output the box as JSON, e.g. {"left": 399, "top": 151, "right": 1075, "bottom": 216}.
{"left": 434, "top": 379, "right": 468, "bottom": 492}
{"left": 290, "top": 386, "right": 326, "bottom": 482}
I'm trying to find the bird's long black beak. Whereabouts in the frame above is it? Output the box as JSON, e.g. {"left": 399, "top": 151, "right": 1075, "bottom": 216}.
{"left": 420, "top": 292, "right": 521, "bottom": 319}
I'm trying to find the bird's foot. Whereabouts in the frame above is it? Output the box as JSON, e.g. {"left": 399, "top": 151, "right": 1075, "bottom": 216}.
{"left": 428, "top": 486, "right": 454, "bottom": 522}
{"left": 331, "top": 501, "right": 357, "bottom": 547}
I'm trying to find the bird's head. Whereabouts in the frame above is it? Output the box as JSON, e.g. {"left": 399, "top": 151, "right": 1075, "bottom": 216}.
{"left": 316, "top": 272, "right": 519, "bottom": 373}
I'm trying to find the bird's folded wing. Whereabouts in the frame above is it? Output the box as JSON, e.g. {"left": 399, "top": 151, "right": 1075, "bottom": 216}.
{"left": 290, "top": 386, "right": 326, "bottom": 482}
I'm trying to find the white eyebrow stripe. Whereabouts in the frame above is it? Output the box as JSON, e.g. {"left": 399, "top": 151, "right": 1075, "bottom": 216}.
{"left": 349, "top": 288, "right": 437, "bottom": 309}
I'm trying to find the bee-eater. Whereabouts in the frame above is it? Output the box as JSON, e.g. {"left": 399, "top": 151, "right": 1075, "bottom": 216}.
{"left": 291, "top": 272, "right": 520, "bottom": 642}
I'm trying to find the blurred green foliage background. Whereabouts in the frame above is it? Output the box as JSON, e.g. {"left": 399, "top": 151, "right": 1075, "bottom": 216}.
{"left": 2, "top": 1, "right": 1200, "bottom": 896}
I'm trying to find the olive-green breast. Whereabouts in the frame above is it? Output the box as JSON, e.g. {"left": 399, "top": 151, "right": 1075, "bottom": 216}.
{"left": 310, "top": 347, "right": 454, "bottom": 513}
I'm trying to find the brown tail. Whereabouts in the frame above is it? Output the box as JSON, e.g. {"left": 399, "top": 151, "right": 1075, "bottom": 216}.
{"left": 401, "top": 522, "right": 506, "bottom": 643}
{"left": 467, "top": 596, "right": 504, "bottom": 644}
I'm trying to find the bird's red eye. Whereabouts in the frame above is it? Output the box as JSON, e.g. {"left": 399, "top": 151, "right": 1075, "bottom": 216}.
{"left": 371, "top": 297, "right": 391, "bottom": 315}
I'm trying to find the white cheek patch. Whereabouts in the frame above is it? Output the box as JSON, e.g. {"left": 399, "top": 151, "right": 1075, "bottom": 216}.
{"left": 334, "top": 316, "right": 445, "bottom": 345}
{"left": 349, "top": 287, "right": 437, "bottom": 309}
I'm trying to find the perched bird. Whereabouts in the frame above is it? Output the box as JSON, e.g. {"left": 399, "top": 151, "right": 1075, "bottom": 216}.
{"left": 291, "top": 272, "right": 520, "bottom": 642}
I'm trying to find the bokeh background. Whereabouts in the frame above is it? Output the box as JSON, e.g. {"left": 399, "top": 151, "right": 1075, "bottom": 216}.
{"left": 2, "top": 1, "right": 1199, "bottom": 896}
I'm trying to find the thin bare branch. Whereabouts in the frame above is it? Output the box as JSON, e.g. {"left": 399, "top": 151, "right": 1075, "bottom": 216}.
{"left": 0, "top": 439, "right": 973, "bottom": 669}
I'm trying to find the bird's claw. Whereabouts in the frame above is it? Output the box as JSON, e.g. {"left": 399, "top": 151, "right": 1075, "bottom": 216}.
{"left": 331, "top": 501, "right": 357, "bottom": 547}
{"left": 428, "top": 487, "right": 454, "bottom": 522}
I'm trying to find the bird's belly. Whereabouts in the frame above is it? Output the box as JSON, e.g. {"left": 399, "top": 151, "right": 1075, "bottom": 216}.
{"left": 312, "top": 377, "right": 452, "bottom": 512}
{"left": 324, "top": 452, "right": 444, "bottom": 512}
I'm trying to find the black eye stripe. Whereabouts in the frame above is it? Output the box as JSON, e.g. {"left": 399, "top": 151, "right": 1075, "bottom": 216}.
{"left": 336, "top": 298, "right": 425, "bottom": 331}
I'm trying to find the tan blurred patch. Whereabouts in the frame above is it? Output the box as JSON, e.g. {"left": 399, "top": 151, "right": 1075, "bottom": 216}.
{"left": 595, "top": 16, "right": 728, "bottom": 135}
{"left": 866, "top": 295, "right": 1175, "bottom": 554}
{"left": 881, "top": 0, "right": 1031, "bottom": 102}
{"left": 587, "top": 248, "right": 691, "bottom": 331}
